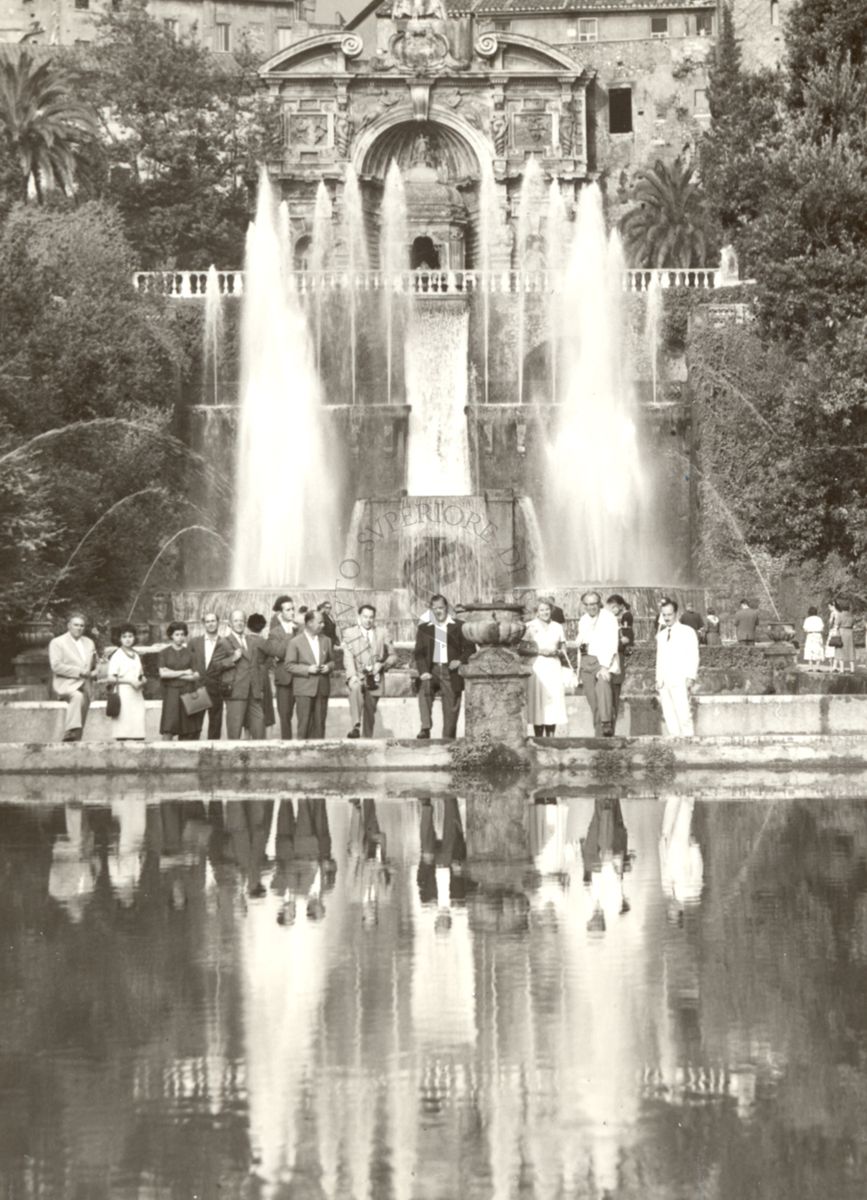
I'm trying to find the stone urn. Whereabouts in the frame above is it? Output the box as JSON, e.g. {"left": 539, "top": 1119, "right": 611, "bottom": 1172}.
{"left": 460, "top": 602, "right": 526, "bottom": 649}
{"left": 766, "top": 621, "right": 796, "bottom": 643}
{"left": 459, "top": 602, "right": 531, "bottom": 746}
{"left": 19, "top": 618, "right": 55, "bottom": 648}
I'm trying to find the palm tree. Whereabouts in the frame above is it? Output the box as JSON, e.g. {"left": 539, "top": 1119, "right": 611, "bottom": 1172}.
{"left": 620, "top": 158, "right": 711, "bottom": 269}
{"left": 0, "top": 49, "right": 100, "bottom": 203}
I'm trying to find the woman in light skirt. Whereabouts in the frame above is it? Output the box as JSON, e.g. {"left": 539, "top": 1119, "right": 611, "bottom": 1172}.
{"left": 523, "top": 597, "right": 568, "bottom": 736}
{"left": 106, "top": 624, "right": 147, "bottom": 740}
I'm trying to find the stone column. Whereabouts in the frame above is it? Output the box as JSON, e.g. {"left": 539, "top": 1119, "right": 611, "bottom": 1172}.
{"left": 460, "top": 646, "right": 531, "bottom": 745}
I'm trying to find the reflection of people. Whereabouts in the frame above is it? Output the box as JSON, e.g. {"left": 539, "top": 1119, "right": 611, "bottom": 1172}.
{"left": 658, "top": 796, "right": 703, "bottom": 918}
{"left": 522, "top": 597, "right": 568, "bottom": 736}
{"left": 577, "top": 591, "right": 620, "bottom": 737}
{"left": 343, "top": 604, "right": 396, "bottom": 738}
{"left": 107, "top": 623, "right": 147, "bottom": 740}
{"left": 287, "top": 610, "right": 334, "bottom": 739}
{"left": 413, "top": 594, "right": 472, "bottom": 739}
{"left": 655, "top": 599, "right": 699, "bottom": 737}
{"left": 580, "top": 797, "right": 630, "bottom": 932}
{"left": 417, "top": 795, "right": 469, "bottom": 909}
{"left": 48, "top": 804, "right": 99, "bottom": 921}
{"left": 347, "top": 798, "right": 392, "bottom": 926}
{"left": 49, "top": 612, "right": 98, "bottom": 742}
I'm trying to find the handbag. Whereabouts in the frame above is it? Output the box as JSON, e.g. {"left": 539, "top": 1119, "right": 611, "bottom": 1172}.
{"left": 181, "top": 686, "right": 213, "bottom": 716}
{"left": 105, "top": 688, "right": 121, "bottom": 719}
{"left": 828, "top": 634, "right": 843, "bottom": 649}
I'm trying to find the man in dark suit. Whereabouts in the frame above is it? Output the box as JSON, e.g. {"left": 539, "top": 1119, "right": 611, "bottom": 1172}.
{"left": 188, "top": 611, "right": 233, "bottom": 739}
{"left": 413, "top": 593, "right": 473, "bottom": 740}
{"left": 264, "top": 596, "right": 298, "bottom": 739}
{"left": 222, "top": 608, "right": 269, "bottom": 739}
{"left": 287, "top": 609, "right": 334, "bottom": 739}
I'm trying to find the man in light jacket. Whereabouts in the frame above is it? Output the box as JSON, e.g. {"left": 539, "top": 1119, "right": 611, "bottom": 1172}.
{"left": 577, "top": 591, "right": 621, "bottom": 737}
{"left": 655, "top": 599, "right": 700, "bottom": 737}
{"left": 342, "top": 603, "right": 396, "bottom": 738}
{"left": 49, "top": 612, "right": 98, "bottom": 741}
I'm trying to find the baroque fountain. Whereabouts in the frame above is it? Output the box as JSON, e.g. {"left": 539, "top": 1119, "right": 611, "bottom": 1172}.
{"left": 135, "top": 0, "right": 717, "bottom": 643}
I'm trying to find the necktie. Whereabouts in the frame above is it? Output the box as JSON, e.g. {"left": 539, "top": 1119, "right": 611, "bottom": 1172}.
{"left": 667, "top": 629, "right": 672, "bottom": 641}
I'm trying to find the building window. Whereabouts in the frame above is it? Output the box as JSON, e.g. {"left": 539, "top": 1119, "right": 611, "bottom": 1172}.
{"left": 493, "top": 19, "right": 511, "bottom": 30}
{"left": 770, "top": 0, "right": 779, "bottom": 25}
{"left": 164, "top": 17, "right": 179, "bottom": 36}
{"left": 696, "top": 11, "right": 713, "bottom": 34}
{"left": 277, "top": 26, "right": 294, "bottom": 49}
{"left": 650, "top": 15, "right": 669, "bottom": 38}
{"left": 609, "top": 87, "right": 632, "bottom": 134}
{"left": 694, "top": 87, "right": 708, "bottom": 113}
{"left": 577, "top": 18, "right": 597, "bottom": 41}
{"left": 215, "top": 21, "right": 230, "bottom": 50}
{"left": 74, "top": 0, "right": 89, "bottom": 10}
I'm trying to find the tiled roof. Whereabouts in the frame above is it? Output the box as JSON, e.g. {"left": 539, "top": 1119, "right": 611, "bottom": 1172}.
{"left": 475, "top": 0, "right": 714, "bottom": 11}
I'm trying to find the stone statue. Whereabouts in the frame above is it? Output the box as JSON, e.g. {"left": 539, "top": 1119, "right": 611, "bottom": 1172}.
{"left": 410, "top": 131, "right": 436, "bottom": 168}
{"left": 491, "top": 111, "right": 508, "bottom": 157}
{"left": 333, "top": 110, "right": 352, "bottom": 158}
{"left": 392, "top": 0, "right": 447, "bottom": 18}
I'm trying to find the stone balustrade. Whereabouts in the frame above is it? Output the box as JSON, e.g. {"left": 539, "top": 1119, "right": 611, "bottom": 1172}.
{"left": 133, "top": 266, "right": 721, "bottom": 298}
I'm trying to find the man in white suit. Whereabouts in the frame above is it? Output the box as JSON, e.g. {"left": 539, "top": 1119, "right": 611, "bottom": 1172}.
{"left": 655, "top": 599, "right": 700, "bottom": 737}
{"left": 49, "top": 612, "right": 98, "bottom": 741}
{"left": 342, "top": 604, "right": 396, "bottom": 738}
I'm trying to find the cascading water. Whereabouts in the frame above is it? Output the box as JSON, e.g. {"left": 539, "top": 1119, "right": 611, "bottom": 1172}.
{"left": 515, "top": 157, "right": 546, "bottom": 405}
{"left": 340, "top": 165, "right": 368, "bottom": 405}
{"left": 232, "top": 169, "right": 338, "bottom": 587}
{"left": 545, "top": 183, "right": 655, "bottom": 581}
{"left": 545, "top": 181, "right": 569, "bottom": 407}
{"left": 478, "top": 154, "right": 500, "bottom": 405}
{"left": 310, "top": 182, "right": 333, "bottom": 371}
{"left": 405, "top": 304, "right": 472, "bottom": 495}
{"left": 380, "top": 161, "right": 408, "bottom": 406}
{"left": 202, "top": 265, "right": 223, "bottom": 406}
{"left": 645, "top": 274, "right": 661, "bottom": 405}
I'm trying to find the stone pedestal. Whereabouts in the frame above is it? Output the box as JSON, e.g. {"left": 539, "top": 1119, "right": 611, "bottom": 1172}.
{"left": 12, "top": 647, "right": 51, "bottom": 690}
{"left": 460, "top": 646, "right": 531, "bottom": 744}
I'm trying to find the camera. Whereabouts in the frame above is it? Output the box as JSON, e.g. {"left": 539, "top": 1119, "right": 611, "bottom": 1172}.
{"left": 361, "top": 669, "right": 381, "bottom": 693}
{"left": 578, "top": 643, "right": 588, "bottom": 655}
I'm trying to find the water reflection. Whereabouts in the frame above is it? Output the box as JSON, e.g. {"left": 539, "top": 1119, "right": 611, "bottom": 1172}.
{"left": 1, "top": 793, "right": 867, "bottom": 1198}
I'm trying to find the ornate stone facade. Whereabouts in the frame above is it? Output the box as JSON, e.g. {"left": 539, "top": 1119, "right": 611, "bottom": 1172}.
{"left": 258, "top": 6, "right": 591, "bottom": 270}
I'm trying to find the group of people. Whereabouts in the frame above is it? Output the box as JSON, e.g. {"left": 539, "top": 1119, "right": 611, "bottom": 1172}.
{"left": 802, "top": 598, "right": 857, "bottom": 672}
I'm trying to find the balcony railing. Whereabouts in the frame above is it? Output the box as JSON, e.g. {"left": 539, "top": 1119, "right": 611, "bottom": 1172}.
{"left": 133, "top": 266, "right": 721, "bottom": 298}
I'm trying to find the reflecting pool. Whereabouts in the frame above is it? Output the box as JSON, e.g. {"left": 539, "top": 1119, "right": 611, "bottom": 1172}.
{"left": 1, "top": 793, "right": 866, "bottom": 1199}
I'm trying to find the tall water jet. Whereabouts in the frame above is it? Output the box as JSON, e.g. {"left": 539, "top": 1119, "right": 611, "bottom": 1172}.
{"left": 515, "top": 156, "right": 546, "bottom": 405}
{"left": 311, "top": 181, "right": 333, "bottom": 371}
{"left": 545, "top": 183, "right": 653, "bottom": 580}
{"left": 340, "top": 165, "right": 368, "bottom": 405}
{"left": 545, "top": 180, "right": 570, "bottom": 406}
{"left": 477, "top": 154, "right": 500, "bottom": 405}
{"left": 380, "top": 160, "right": 408, "bottom": 406}
{"left": 232, "top": 169, "right": 338, "bottom": 587}
{"left": 405, "top": 305, "right": 472, "bottom": 495}
{"left": 202, "top": 264, "right": 223, "bottom": 406}
{"left": 645, "top": 274, "right": 661, "bottom": 405}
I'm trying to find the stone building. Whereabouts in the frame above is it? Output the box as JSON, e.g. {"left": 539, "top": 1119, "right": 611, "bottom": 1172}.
{"left": 0, "top": 0, "right": 316, "bottom": 56}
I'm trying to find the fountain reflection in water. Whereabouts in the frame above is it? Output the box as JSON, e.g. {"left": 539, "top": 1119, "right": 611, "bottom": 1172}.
{"left": 546, "top": 183, "right": 654, "bottom": 581}
{"left": 340, "top": 165, "right": 368, "bottom": 406}
{"left": 380, "top": 160, "right": 408, "bottom": 406}
{"left": 232, "top": 170, "right": 338, "bottom": 587}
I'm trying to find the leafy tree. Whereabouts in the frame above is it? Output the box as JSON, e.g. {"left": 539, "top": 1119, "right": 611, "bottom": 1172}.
{"left": 786, "top": 0, "right": 867, "bottom": 107}
{"left": 0, "top": 48, "right": 100, "bottom": 206}
{"left": 0, "top": 202, "right": 206, "bottom": 627}
{"left": 620, "top": 158, "right": 713, "bottom": 268}
{"left": 64, "top": 1, "right": 282, "bottom": 267}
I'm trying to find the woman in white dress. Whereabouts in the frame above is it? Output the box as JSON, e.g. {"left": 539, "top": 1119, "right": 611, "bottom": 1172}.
{"left": 106, "top": 624, "right": 147, "bottom": 740}
{"left": 523, "top": 597, "right": 568, "bottom": 736}
{"left": 802, "top": 606, "right": 824, "bottom": 665}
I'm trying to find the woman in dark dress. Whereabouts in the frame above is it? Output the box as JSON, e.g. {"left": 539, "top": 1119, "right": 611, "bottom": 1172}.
{"left": 158, "top": 621, "right": 200, "bottom": 741}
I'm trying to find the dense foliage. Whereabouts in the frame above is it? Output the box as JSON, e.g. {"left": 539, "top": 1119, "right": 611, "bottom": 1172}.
{"left": 64, "top": 0, "right": 281, "bottom": 268}
{"left": 688, "top": 0, "right": 867, "bottom": 609}
{"left": 0, "top": 203, "right": 206, "bottom": 628}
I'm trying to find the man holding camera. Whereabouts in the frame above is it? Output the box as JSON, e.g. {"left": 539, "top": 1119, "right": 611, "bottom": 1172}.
{"left": 343, "top": 604, "right": 396, "bottom": 738}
